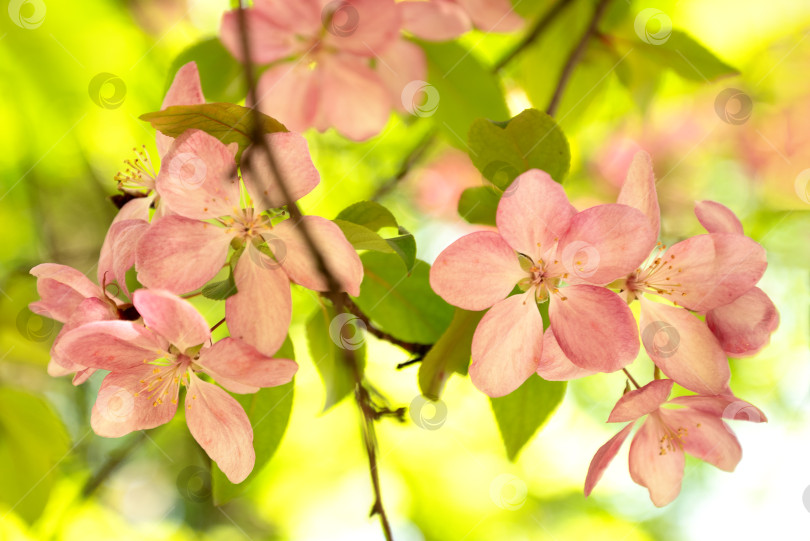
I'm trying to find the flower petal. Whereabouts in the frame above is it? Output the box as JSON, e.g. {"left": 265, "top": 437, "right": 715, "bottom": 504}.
{"left": 155, "top": 130, "right": 240, "bottom": 221}
{"left": 705, "top": 286, "right": 779, "bottom": 357}
{"left": 220, "top": 2, "right": 316, "bottom": 64}
{"left": 185, "top": 375, "right": 255, "bottom": 484}
{"left": 469, "top": 294, "right": 543, "bottom": 397}
{"left": 398, "top": 0, "right": 471, "bottom": 41}
{"left": 156, "top": 62, "right": 206, "bottom": 157}
{"left": 640, "top": 297, "right": 730, "bottom": 395}
{"left": 536, "top": 328, "right": 597, "bottom": 381}
{"left": 241, "top": 132, "right": 320, "bottom": 210}
{"left": 254, "top": 62, "right": 321, "bottom": 135}
{"left": 659, "top": 408, "right": 742, "bottom": 472}
{"left": 557, "top": 204, "right": 657, "bottom": 285}
{"left": 617, "top": 151, "right": 659, "bottom": 238}
{"left": 608, "top": 379, "right": 673, "bottom": 423}
{"left": 430, "top": 231, "right": 524, "bottom": 311}
{"left": 667, "top": 394, "right": 767, "bottom": 423}
{"left": 49, "top": 297, "right": 118, "bottom": 381}
{"left": 226, "top": 245, "right": 292, "bottom": 357}
{"left": 496, "top": 169, "right": 577, "bottom": 262}
{"left": 136, "top": 216, "right": 234, "bottom": 294}
{"left": 456, "top": 0, "right": 523, "bottom": 32}
{"left": 133, "top": 289, "right": 210, "bottom": 352}
{"left": 584, "top": 422, "right": 634, "bottom": 497}
{"left": 375, "top": 39, "right": 427, "bottom": 113}
{"left": 549, "top": 285, "right": 639, "bottom": 373}
{"left": 54, "top": 320, "right": 166, "bottom": 371}
{"left": 322, "top": 0, "right": 400, "bottom": 55}
{"left": 628, "top": 416, "right": 685, "bottom": 507}
{"left": 198, "top": 337, "right": 298, "bottom": 393}
{"left": 694, "top": 200, "right": 744, "bottom": 235}
{"left": 270, "top": 216, "right": 363, "bottom": 296}
{"left": 98, "top": 219, "right": 150, "bottom": 297}
{"left": 30, "top": 264, "right": 102, "bottom": 322}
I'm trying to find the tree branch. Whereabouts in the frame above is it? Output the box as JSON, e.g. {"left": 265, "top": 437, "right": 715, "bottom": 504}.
{"left": 493, "top": 0, "right": 575, "bottom": 72}
{"left": 371, "top": 127, "right": 437, "bottom": 202}
{"left": 341, "top": 294, "right": 432, "bottom": 357}
{"left": 82, "top": 430, "right": 148, "bottom": 497}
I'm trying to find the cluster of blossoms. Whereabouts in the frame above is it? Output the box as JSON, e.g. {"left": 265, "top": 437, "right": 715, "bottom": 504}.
{"left": 30, "top": 63, "right": 362, "bottom": 482}
{"left": 219, "top": 0, "right": 521, "bottom": 140}
{"left": 430, "top": 152, "right": 778, "bottom": 505}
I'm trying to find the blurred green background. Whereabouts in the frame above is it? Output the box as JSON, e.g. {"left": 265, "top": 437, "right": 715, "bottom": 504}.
{"left": 1, "top": 0, "right": 809, "bottom": 539}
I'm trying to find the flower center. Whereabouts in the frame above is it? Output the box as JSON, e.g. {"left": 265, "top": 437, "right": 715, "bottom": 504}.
{"left": 623, "top": 243, "right": 687, "bottom": 305}
{"left": 135, "top": 354, "right": 189, "bottom": 407}
{"left": 517, "top": 254, "right": 566, "bottom": 303}
{"left": 114, "top": 145, "right": 156, "bottom": 192}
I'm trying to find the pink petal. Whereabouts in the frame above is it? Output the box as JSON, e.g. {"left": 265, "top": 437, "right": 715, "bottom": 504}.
{"left": 91, "top": 366, "right": 179, "bottom": 437}
{"left": 116, "top": 196, "right": 152, "bottom": 222}
{"left": 185, "top": 375, "right": 255, "bottom": 484}
{"left": 608, "top": 379, "right": 673, "bottom": 423}
{"left": 30, "top": 264, "right": 102, "bottom": 322}
{"left": 54, "top": 320, "right": 167, "bottom": 372}
{"left": 617, "top": 151, "right": 659, "bottom": 238}
{"left": 322, "top": 0, "right": 401, "bottom": 55}
{"left": 241, "top": 132, "right": 320, "bottom": 211}
{"left": 136, "top": 216, "right": 234, "bottom": 294}
{"left": 133, "top": 289, "right": 210, "bottom": 352}
{"left": 659, "top": 408, "right": 742, "bottom": 472}
{"left": 456, "top": 0, "right": 523, "bottom": 32}
{"left": 155, "top": 130, "right": 240, "bottom": 221}
{"left": 496, "top": 169, "right": 577, "bottom": 262}
{"left": 640, "top": 297, "right": 730, "bottom": 395}
{"left": 430, "top": 231, "right": 525, "bottom": 311}
{"left": 628, "top": 415, "right": 685, "bottom": 507}
{"left": 156, "top": 62, "right": 206, "bottom": 157}
{"left": 584, "top": 422, "right": 634, "bottom": 497}
{"left": 694, "top": 200, "right": 744, "bottom": 235}
{"left": 98, "top": 219, "right": 150, "bottom": 297}
{"left": 220, "top": 3, "right": 316, "bottom": 65}
{"left": 398, "top": 0, "right": 471, "bottom": 41}
{"left": 49, "top": 297, "right": 118, "bottom": 379}
{"left": 320, "top": 54, "right": 393, "bottom": 141}
{"left": 469, "top": 294, "right": 543, "bottom": 397}
{"left": 536, "top": 328, "right": 597, "bottom": 381}
{"left": 226, "top": 244, "right": 292, "bottom": 357}
{"left": 706, "top": 286, "right": 779, "bottom": 357}
{"left": 549, "top": 285, "right": 639, "bottom": 373}
{"left": 269, "top": 216, "right": 363, "bottom": 296}
{"left": 668, "top": 394, "right": 767, "bottom": 423}
{"left": 374, "top": 39, "right": 427, "bottom": 113}
{"left": 255, "top": 62, "right": 321, "bottom": 135}
{"left": 557, "top": 204, "right": 657, "bottom": 286}
{"left": 198, "top": 337, "right": 298, "bottom": 393}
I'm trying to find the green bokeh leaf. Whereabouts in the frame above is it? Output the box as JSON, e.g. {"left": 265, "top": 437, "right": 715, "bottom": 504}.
{"left": 354, "top": 252, "right": 453, "bottom": 344}
{"left": 636, "top": 30, "right": 738, "bottom": 82}
{"left": 490, "top": 376, "right": 566, "bottom": 461}
{"left": 167, "top": 38, "right": 246, "bottom": 103}
{"left": 336, "top": 201, "right": 398, "bottom": 231}
{"left": 418, "top": 308, "right": 485, "bottom": 400}
{"left": 334, "top": 201, "right": 417, "bottom": 272}
{"left": 457, "top": 186, "right": 500, "bottom": 226}
{"left": 211, "top": 336, "right": 295, "bottom": 504}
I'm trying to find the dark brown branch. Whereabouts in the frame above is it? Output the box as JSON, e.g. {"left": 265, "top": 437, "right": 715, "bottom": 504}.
{"left": 493, "top": 0, "right": 575, "bottom": 72}
{"left": 82, "top": 430, "right": 149, "bottom": 497}
{"left": 342, "top": 295, "right": 432, "bottom": 357}
{"left": 372, "top": 128, "right": 437, "bottom": 201}
{"left": 622, "top": 368, "right": 641, "bottom": 390}
{"left": 546, "top": 0, "right": 612, "bottom": 116}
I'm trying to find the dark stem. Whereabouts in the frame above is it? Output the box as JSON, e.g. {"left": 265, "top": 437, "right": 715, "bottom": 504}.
{"left": 371, "top": 128, "right": 437, "bottom": 201}
{"left": 342, "top": 294, "right": 432, "bottom": 357}
{"left": 82, "top": 430, "right": 149, "bottom": 497}
{"left": 395, "top": 358, "right": 422, "bottom": 370}
{"left": 210, "top": 317, "right": 226, "bottom": 333}
{"left": 493, "top": 0, "right": 575, "bottom": 72}
{"left": 622, "top": 368, "right": 641, "bottom": 390}
{"left": 546, "top": 0, "right": 612, "bottom": 116}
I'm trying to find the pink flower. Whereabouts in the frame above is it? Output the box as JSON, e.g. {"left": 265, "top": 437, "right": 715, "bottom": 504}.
{"left": 135, "top": 128, "right": 362, "bottom": 356}
{"left": 54, "top": 289, "right": 297, "bottom": 483}
{"left": 430, "top": 169, "right": 656, "bottom": 396}
{"left": 398, "top": 0, "right": 523, "bottom": 39}
{"left": 584, "top": 379, "right": 764, "bottom": 507}
{"left": 616, "top": 152, "right": 768, "bottom": 395}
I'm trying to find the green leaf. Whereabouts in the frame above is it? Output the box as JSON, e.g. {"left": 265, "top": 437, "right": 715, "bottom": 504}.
{"left": 167, "top": 38, "right": 245, "bottom": 103}
{"left": 457, "top": 186, "right": 500, "bottom": 226}
{"left": 354, "top": 252, "right": 453, "bottom": 344}
{"left": 336, "top": 201, "right": 398, "bottom": 231}
{"left": 0, "top": 388, "right": 69, "bottom": 524}
{"left": 468, "top": 108, "right": 571, "bottom": 189}
{"left": 201, "top": 267, "right": 237, "bottom": 300}
{"left": 385, "top": 226, "right": 417, "bottom": 273}
{"left": 306, "top": 302, "right": 366, "bottom": 412}
{"left": 334, "top": 202, "right": 417, "bottom": 272}
{"left": 419, "top": 40, "right": 510, "bottom": 143}
{"left": 418, "top": 308, "right": 485, "bottom": 400}
{"left": 636, "top": 30, "right": 738, "bottom": 82}
{"left": 140, "top": 103, "right": 287, "bottom": 159}
{"left": 490, "top": 376, "right": 566, "bottom": 461}
{"left": 211, "top": 336, "right": 295, "bottom": 504}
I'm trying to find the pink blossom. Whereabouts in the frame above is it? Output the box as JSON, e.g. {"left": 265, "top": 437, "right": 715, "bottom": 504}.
{"left": 55, "top": 289, "right": 297, "bottom": 483}
{"left": 135, "top": 129, "right": 362, "bottom": 356}
{"left": 430, "top": 169, "right": 656, "bottom": 396}
{"left": 584, "top": 379, "right": 763, "bottom": 506}
{"left": 398, "top": 0, "right": 523, "bottom": 39}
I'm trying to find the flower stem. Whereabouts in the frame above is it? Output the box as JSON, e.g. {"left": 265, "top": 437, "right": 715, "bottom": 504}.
{"left": 492, "top": 0, "right": 575, "bottom": 72}
{"left": 622, "top": 368, "right": 641, "bottom": 390}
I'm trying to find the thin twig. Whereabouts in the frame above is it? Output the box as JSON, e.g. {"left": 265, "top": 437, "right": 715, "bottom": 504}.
{"left": 342, "top": 295, "right": 432, "bottom": 356}
{"left": 493, "top": 0, "right": 575, "bottom": 72}
{"left": 371, "top": 127, "right": 438, "bottom": 201}
{"left": 622, "top": 368, "right": 641, "bottom": 390}
{"left": 82, "top": 430, "right": 149, "bottom": 497}
{"left": 546, "top": 0, "right": 612, "bottom": 116}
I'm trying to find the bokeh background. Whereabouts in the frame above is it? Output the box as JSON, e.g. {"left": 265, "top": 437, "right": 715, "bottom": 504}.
{"left": 1, "top": 0, "right": 809, "bottom": 539}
